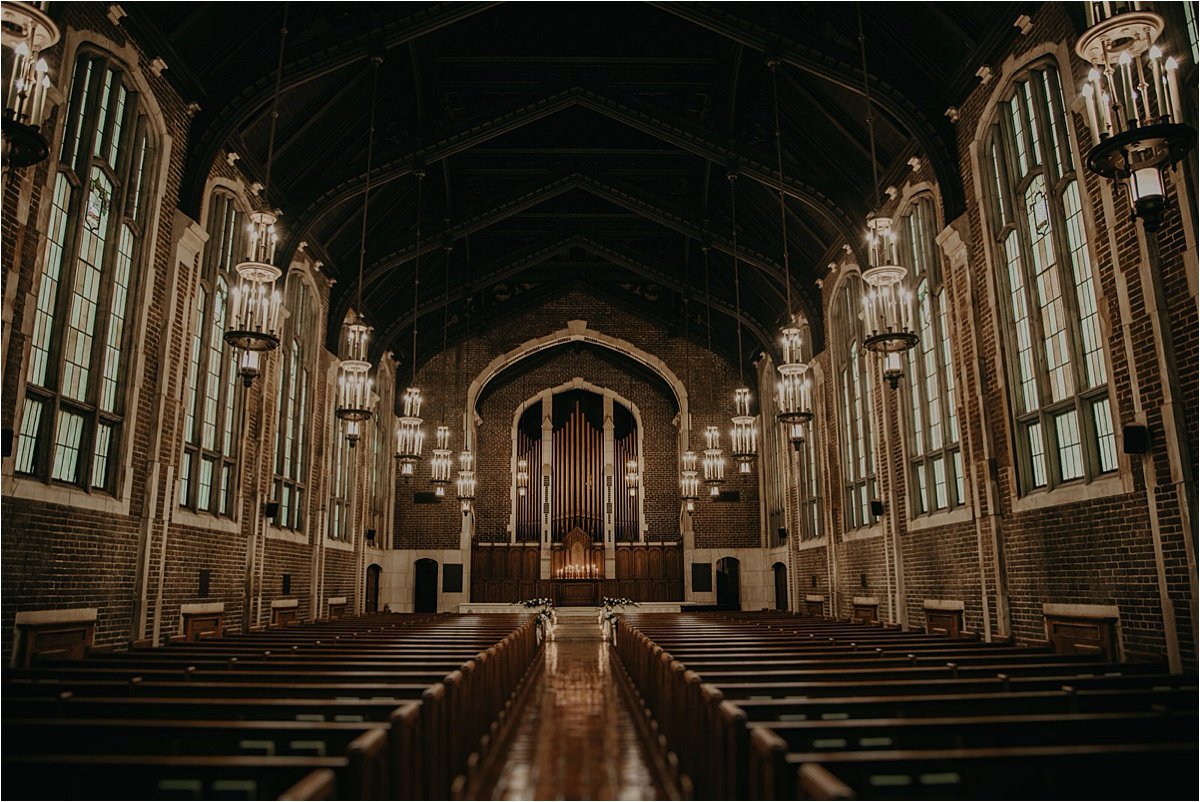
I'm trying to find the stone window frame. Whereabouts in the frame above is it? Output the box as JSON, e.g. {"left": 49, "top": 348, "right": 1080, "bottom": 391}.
{"left": 178, "top": 185, "right": 247, "bottom": 518}
{"left": 271, "top": 270, "right": 318, "bottom": 533}
{"left": 896, "top": 192, "right": 966, "bottom": 515}
{"left": 830, "top": 269, "right": 878, "bottom": 532}
{"left": 979, "top": 56, "right": 1120, "bottom": 496}
{"left": 11, "top": 41, "right": 165, "bottom": 506}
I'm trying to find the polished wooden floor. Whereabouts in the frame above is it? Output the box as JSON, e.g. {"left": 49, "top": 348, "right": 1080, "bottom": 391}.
{"left": 483, "top": 616, "right": 664, "bottom": 800}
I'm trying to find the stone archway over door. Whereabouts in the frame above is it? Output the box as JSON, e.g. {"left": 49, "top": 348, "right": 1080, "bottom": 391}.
{"left": 414, "top": 559, "right": 438, "bottom": 613}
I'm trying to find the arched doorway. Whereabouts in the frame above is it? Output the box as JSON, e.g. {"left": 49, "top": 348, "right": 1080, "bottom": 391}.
{"left": 414, "top": 559, "right": 438, "bottom": 613}
{"left": 716, "top": 557, "right": 741, "bottom": 610}
{"left": 365, "top": 564, "right": 382, "bottom": 613}
{"left": 773, "top": 562, "right": 788, "bottom": 611}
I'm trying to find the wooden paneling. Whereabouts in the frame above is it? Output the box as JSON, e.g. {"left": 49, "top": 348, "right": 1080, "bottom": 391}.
{"left": 1045, "top": 614, "right": 1118, "bottom": 660}
{"left": 471, "top": 542, "right": 683, "bottom": 602}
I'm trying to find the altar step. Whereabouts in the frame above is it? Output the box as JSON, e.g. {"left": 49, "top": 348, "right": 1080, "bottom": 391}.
{"left": 553, "top": 607, "right": 603, "bottom": 641}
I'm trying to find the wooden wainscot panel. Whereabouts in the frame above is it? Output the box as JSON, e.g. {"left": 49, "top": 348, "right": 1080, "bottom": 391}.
{"left": 804, "top": 594, "right": 826, "bottom": 617}
{"left": 852, "top": 596, "right": 879, "bottom": 624}
{"left": 1043, "top": 603, "right": 1121, "bottom": 661}
{"left": 325, "top": 597, "right": 347, "bottom": 621}
{"left": 14, "top": 608, "right": 97, "bottom": 667}
{"left": 180, "top": 603, "right": 225, "bottom": 642}
{"left": 924, "top": 599, "right": 965, "bottom": 638}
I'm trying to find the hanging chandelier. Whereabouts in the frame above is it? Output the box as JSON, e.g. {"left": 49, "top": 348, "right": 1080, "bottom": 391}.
{"left": 856, "top": 10, "right": 917, "bottom": 388}
{"left": 699, "top": 246, "right": 725, "bottom": 498}
{"left": 768, "top": 59, "right": 815, "bottom": 451}
{"left": 396, "top": 386, "right": 424, "bottom": 477}
{"left": 224, "top": 13, "right": 291, "bottom": 387}
{"left": 680, "top": 298, "right": 701, "bottom": 514}
{"left": 730, "top": 388, "right": 757, "bottom": 474}
{"left": 335, "top": 316, "right": 374, "bottom": 447}
{"left": 680, "top": 449, "right": 700, "bottom": 512}
{"left": 1075, "top": 4, "right": 1195, "bottom": 230}
{"left": 1, "top": 1, "right": 59, "bottom": 167}
{"left": 516, "top": 457, "right": 530, "bottom": 497}
{"left": 726, "top": 174, "right": 758, "bottom": 473}
{"left": 777, "top": 326, "right": 813, "bottom": 450}
{"left": 395, "top": 171, "right": 426, "bottom": 476}
{"left": 702, "top": 425, "right": 726, "bottom": 496}
{"left": 430, "top": 426, "right": 453, "bottom": 496}
{"left": 334, "top": 58, "right": 382, "bottom": 446}
{"left": 456, "top": 449, "right": 476, "bottom": 513}
{"left": 456, "top": 255, "right": 476, "bottom": 514}
{"left": 625, "top": 458, "right": 639, "bottom": 497}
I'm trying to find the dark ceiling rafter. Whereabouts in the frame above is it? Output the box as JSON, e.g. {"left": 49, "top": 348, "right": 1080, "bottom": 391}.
{"left": 178, "top": 2, "right": 503, "bottom": 216}
{"left": 279, "top": 85, "right": 864, "bottom": 271}
{"left": 329, "top": 172, "right": 820, "bottom": 344}
{"left": 647, "top": 1, "right": 966, "bottom": 218}
{"left": 373, "top": 233, "right": 778, "bottom": 365}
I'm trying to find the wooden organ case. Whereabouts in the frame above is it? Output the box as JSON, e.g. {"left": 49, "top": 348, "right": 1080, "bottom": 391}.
{"left": 472, "top": 387, "right": 682, "bottom": 604}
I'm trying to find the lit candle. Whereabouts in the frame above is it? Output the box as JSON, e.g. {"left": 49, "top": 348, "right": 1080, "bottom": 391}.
{"left": 1146, "top": 47, "right": 1166, "bottom": 120}
{"left": 1165, "top": 57, "right": 1183, "bottom": 124}
{"left": 1090, "top": 69, "right": 1112, "bottom": 135}
{"left": 1119, "top": 51, "right": 1136, "bottom": 128}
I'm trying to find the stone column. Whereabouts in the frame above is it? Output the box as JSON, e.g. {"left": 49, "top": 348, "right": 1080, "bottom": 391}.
{"left": 540, "top": 391, "right": 553, "bottom": 580}
{"left": 603, "top": 392, "right": 616, "bottom": 578}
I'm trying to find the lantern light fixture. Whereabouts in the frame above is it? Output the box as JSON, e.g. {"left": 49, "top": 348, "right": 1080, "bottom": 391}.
{"left": 680, "top": 449, "right": 700, "bottom": 512}
{"left": 726, "top": 173, "right": 758, "bottom": 472}
{"left": 855, "top": 11, "right": 918, "bottom": 386}
{"left": 516, "top": 457, "right": 530, "bottom": 497}
{"left": 335, "top": 316, "right": 374, "bottom": 447}
{"left": 1, "top": 1, "right": 59, "bottom": 167}
{"left": 1075, "top": 4, "right": 1195, "bottom": 230}
{"left": 430, "top": 426, "right": 452, "bottom": 496}
{"left": 730, "top": 387, "right": 758, "bottom": 474}
{"left": 702, "top": 425, "right": 726, "bottom": 496}
{"left": 625, "top": 458, "right": 639, "bottom": 497}
{"left": 395, "top": 386, "right": 424, "bottom": 477}
{"left": 224, "top": 13, "right": 292, "bottom": 387}
{"left": 394, "top": 171, "right": 427, "bottom": 474}
{"left": 456, "top": 449, "right": 476, "bottom": 513}
{"left": 768, "top": 59, "right": 817, "bottom": 452}
{"left": 334, "top": 57, "right": 382, "bottom": 445}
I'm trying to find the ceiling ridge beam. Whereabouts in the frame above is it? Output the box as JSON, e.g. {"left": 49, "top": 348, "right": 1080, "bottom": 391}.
{"left": 180, "top": 2, "right": 503, "bottom": 215}
{"left": 647, "top": 1, "right": 964, "bottom": 217}
{"left": 282, "top": 84, "right": 866, "bottom": 274}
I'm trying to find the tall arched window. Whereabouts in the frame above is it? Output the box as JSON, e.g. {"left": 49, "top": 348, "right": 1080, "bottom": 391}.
{"left": 328, "top": 417, "right": 350, "bottom": 541}
{"left": 179, "top": 190, "right": 245, "bottom": 515}
{"left": 797, "top": 422, "right": 823, "bottom": 540}
{"left": 15, "top": 51, "right": 158, "bottom": 492}
{"left": 983, "top": 62, "right": 1117, "bottom": 493}
{"left": 272, "top": 275, "right": 314, "bottom": 531}
{"left": 901, "top": 195, "right": 964, "bottom": 513}
{"left": 833, "top": 274, "right": 876, "bottom": 530}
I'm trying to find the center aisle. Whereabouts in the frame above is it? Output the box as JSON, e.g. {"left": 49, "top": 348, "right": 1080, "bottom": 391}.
{"left": 483, "top": 610, "right": 665, "bottom": 801}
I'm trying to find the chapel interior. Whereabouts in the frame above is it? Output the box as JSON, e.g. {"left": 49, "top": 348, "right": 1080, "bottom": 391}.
{"left": 1, "top": 2, "right": 1198, "bottom": 800}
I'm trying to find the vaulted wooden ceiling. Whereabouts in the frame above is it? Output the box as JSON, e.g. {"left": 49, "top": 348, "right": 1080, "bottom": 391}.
{"left": 129, "top": 1, "right": 1029, "bottom": 371}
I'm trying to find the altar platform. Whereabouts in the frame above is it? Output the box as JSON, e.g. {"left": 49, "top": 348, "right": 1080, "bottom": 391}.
{"left": 458, "top": 602, "right": 683, "bottom": 614}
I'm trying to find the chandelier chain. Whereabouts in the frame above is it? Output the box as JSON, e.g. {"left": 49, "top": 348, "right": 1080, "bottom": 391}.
{"left": 770, "top": 60, "right": 792, "bottom": 319}
{"left": 857, "top": 2, "right": 881, "bottom": 210}
{"left": 412, "top": 172, "right": 423, "bottom": 385}
{"left": 263, "top": 4, "right": 289, "bottom": 200}
{"left": 357, "top": 56, "right": 381, "bottom": 315}
{"left": 728, "top": 174, "right": 745, "bottom": 386}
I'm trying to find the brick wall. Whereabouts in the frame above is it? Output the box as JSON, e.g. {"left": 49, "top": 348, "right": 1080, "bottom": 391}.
{"left": 393, "top": 290, "right": 762, "bottom": 551}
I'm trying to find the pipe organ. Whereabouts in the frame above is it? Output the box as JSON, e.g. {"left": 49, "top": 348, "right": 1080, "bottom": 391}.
{"left": 613, "top": 403, "right": 639, "bottom": 542}
{"left": 550, "top": 390, "right": 605, "bottom": 541}
{"left": 514, "top": 405, "right": 542, "bottom": 542}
